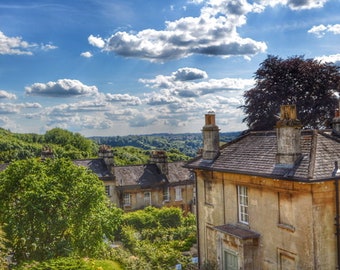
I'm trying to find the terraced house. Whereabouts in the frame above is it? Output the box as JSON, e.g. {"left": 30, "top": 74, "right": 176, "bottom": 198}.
{"left": 73, "top": 146, "right": 195, "bottom": 213}
{"left": 185, "top": 106, "right": 340, "bottom": 269}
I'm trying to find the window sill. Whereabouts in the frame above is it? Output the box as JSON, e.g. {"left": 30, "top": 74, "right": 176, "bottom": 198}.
{"left": 277, "top": 223, "right": 295, "bottom": 232}
{"left": 204, "top": 202, "right": 214, "bottom": 208}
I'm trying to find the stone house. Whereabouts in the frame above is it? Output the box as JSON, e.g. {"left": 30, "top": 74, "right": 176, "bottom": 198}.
{"left": 74, "top": 146, "right": 195, "bottom": 213}
{"left": 185, "top": 106, "right": 340, "bottom": 269}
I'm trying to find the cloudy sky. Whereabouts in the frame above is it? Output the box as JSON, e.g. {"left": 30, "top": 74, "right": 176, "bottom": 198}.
{"left": 0, "top": 0, "right": 339, "bottom": 136}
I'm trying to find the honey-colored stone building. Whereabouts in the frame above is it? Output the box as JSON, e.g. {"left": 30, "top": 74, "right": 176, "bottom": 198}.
{"left": 185, "top": 106, "right": 340, "bottom": 269}
{"left": 114, "top": 150, "right": 195, "bottom": 213}
{"left": 74, "top": 147, "right": 195, "bottom": 213}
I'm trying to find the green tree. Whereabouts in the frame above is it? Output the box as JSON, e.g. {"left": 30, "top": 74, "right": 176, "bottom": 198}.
{"left": 0, "top": 158, "right": 122, "bottom": 263}
{"left": 0, "top": 225, "right": 8, "bottom": 269}
{"left": 242, "top": 55, "right": 340, "bottom": 130}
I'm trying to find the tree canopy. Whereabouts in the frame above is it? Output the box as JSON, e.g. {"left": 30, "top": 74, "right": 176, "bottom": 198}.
{"left": 0, "top": 158, "right": 122, "bottom": 263}
{"left": 242, "top": 55, "right": 340, "bottom": 131}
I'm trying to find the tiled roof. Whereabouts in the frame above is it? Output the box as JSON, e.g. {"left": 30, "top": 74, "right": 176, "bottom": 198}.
{"left": 115, "top": 161, "right": 192, "bottom": 188}
{"left": 214, "top": 224, "right": 260, "bottom": 239}
{"left": 186, "top": 130, "right": 340, "bottom": 182}
{"left": 73, "top": 159, "right": 113, "bottom": 178}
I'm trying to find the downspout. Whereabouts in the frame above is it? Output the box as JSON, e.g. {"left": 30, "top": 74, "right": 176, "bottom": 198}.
{"left": 333, "top": 161, "right": 340, "bottom": 269}
{"left": 193, "top": 171, "right": 201, "bottom": 269}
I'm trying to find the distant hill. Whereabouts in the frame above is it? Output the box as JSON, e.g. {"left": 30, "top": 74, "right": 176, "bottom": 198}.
{"left": 0, "top": 127, "right": 98, "bottom": 163}
{"left": 90, "top": 132, "right": 241, "bottom": 158}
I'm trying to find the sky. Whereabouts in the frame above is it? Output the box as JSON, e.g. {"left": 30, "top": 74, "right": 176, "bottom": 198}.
{"left": 0, "top": 0, "right": 339, "bottom": 137}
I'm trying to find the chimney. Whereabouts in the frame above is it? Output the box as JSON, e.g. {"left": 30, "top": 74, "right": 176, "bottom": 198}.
{"left": 150, "top": 150, "right": 168, "bottom": 175}
{"left": 275, "top": 105, "right": 302, "bottom": 167}
{"left": 41, "top": 146, "right": 54, "bottom": 160}
{"left": 333, "top": 101, "right": 340, "bottom": 135}
{"left": 98, "top": 145, "right": 114, "bottom": 174}
{"left": 202, "top": 111, "right": 220, "bottom": 160}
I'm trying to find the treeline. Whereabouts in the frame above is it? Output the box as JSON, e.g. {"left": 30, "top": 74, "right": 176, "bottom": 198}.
{"left": 112, "top": 146, "right": 190, "bottom": 166}
{"left": 0, "top": 127, "right": 98, "bottom": 163}
{"left": 0, "top": 128, "right": 240, "bottom": 164}
{"left": 90, "top": 132, "right": 240, "bottom": 158}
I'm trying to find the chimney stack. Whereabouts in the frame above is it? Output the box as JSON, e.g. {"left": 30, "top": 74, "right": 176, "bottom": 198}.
{"left": 150, "top": 150, "right": 168, "bottom": 175}
{"left": 275, "top": 105, "right": 302, "bottom": 167}
{"left": 202, "top": 111, "right": 220, "bottom": 160}
{"left": 333, "top": 101, "right": 340, "bottom": 135}
{"left": 98, "top": 145, "right": 114, "bottom": 174}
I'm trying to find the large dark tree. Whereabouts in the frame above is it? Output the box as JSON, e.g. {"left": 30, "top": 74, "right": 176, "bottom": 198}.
{"left": 242, "top": 55, "right": 340, "bottom": 130}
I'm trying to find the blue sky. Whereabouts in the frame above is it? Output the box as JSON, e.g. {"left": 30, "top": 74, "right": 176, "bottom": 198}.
{"left": 0, "top": 0, "right": 339, "bottom": 136}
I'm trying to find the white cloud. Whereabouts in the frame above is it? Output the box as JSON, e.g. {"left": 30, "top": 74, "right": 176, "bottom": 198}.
{"left": 0, "top": 31, "right": 35, "bottom": 55}
{"left": 315, "top": 53, "right": 340, "bottom": 65}
{"left": 259, "top": 0, "right": 328, "bottom": 10}
{"left": 0, "top": 102, "right": 41, "bottom": 114}
{"left": 40, "top": 43, "right": 58, "bottom": 51}
{"left": 90, "top": 0, "right": 267, "bottom": 62}
{"left": 144, "top": 91, "right": 182, "bottom": 105}
{"left": 105, "top": 93, "right": 141, "bottom": 105}
{"left": 88, "top": 35, "right": 105, "bottom": 48}
{"left": 80, "top": 51, "right": 93, "bottom": 58}
{"left": 140, "top": 67, "right": 254, "bottom": 97}
{"left": 308, "top": 24, "right": 340, "bottom": 38}
{"left": 0, "top": 90, "right": 17, "bottom": 100}
{"left": 0, "top": 31, "right": 57, "bottom": 55}
{"left": 172, "top": 67, "right": 208, "bottom": 81}
{"left": 25, "top": 79, "right": 99, "bottom": 97}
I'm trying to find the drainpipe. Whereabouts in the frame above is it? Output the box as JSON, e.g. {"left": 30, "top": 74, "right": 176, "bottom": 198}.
{"left": 333, "top": 161, "right": 340, "bottom": 269}
{"left": 193, "top": 171, "right": 201, "bottom": 269}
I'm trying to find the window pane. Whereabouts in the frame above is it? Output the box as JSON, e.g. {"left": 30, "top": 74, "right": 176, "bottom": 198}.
{"left": 238, "top": 186, "right": 249, "bottom": 224}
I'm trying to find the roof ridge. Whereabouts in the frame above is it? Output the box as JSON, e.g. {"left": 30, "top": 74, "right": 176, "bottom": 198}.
{"left": 307, "top": 130, "right": 318, "bottom": 180}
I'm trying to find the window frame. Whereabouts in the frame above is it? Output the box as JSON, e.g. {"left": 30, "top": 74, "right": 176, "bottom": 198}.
{"left": 163, "top": 186, "right": 170, "bottom": 201}
{"left": 144, "top": 191, "right": 151, "bottom": 206}
{"left": 123, "top": 193, "right": 131, "bottom": 206}
{"left": 237, "top": 185, "right": 249, "bottom": 225}
{"left": 175, "top": 187, "right": 182, "bottom": 201}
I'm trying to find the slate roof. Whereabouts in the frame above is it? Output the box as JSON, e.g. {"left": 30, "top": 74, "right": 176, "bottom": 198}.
{"left": 214, "top": 224, "right": 260, "bottom": 239}
{"left": 186, "top": 130, "right": 340, "bottom": 182}
{"left": 73, "top": 158, "right": 113, "bottom": 179}
{"left": 115, "top": 161, "right": 193, "bottom": 189}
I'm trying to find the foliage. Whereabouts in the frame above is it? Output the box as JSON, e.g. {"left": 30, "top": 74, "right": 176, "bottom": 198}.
{"left": 0, "top": 158, "right": 123, "bottom": 263}
{"left": 112, "top": 146, "right": 150, "bottom": 166}
{"left": 91, "top": 132, "right": 240, "bottom": 158}
{"left": 109, "top": 247, "right": 152, "bottom": 270}
{"left": 0, "top": 127, "right": 98, "bottom": 163}
{"left": 0, "top": 225, "right": 8, "bottom": 269}
{"left": 14, "top": 257, "right": 123, "bottom": 270}
{"left": 242, "top": 55, "right": 340, "bottom": 131}
{"left": 113, "top": 207, "right": 197, "bottom": 270}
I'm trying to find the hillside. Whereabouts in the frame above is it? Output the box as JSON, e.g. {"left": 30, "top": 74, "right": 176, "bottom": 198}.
{"left": 0, "top": 128, "right": 241, "bottom": 164}
{"left": 90, "top": 132, "right": 241, "bottom": 158}
{"left": 0, "top": 127, "right": 98, "bottom": 163}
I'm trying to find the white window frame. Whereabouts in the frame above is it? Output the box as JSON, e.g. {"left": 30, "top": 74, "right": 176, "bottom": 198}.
{"left": 237, "top": 185, "right": 249, "bottom": 224}
{"left": 175, "top": 187, "right": 182, "bottom": 201}
{"left": 144, "top": 191, "right": 151, "bottom": 206}
{"left": 124, "top": 193, "right": 131, "bottom": 206}
{"left": 163, "top": 187, "right": 170, "bottom": 201}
